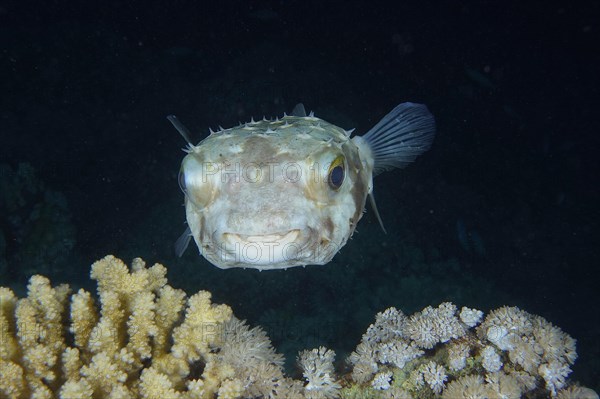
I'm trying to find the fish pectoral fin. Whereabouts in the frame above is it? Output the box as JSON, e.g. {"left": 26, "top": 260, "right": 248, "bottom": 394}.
{"left": 175, "top": 226, "right": 192, "bottom": 257}
{"left": 368, "top": 192, "right": 387, "bottom": 234}
{"left": 291, "top": 103, "right": 307, "bottom": 117}
{"left": 362, "top": 102, "right": 436, "bottom": 175}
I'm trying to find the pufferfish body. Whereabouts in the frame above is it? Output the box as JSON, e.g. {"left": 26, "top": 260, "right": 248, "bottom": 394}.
{"left": 169, "top": 103, "right": 435, "bottom": 270}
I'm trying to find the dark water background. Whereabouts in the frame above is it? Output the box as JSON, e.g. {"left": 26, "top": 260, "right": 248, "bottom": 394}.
{"left": 1, "top": 0, "right": 598, "bottom": 389}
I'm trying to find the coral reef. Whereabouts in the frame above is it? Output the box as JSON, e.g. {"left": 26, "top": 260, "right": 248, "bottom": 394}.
{"left": 0, "top": 255, "right": 308, "bottom": 399}
{"left": 344, "top": 303, "right": 597, "bottom": 399}
{"left": 0, "top": 255, "right": 597, "bottom": 399}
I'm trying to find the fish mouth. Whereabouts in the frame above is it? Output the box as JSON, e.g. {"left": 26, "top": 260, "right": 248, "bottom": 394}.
{"left": 235, "top": 229, "right": 301, "bottom": 244}
{"left": 210, "top": 228, "right": 318, "bottom": 268}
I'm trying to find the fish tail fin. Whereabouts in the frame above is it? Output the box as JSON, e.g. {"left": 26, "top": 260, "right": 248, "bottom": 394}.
{"left": 363, "top": 102, "right": 435, "bottom": 175}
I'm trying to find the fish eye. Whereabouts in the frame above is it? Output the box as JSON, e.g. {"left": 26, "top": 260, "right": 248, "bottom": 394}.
{"left": 178, "top": 169, "right": 187, "bottom": 193}
{"left": 327, "top": 155, "right": 345, "bottom": 190}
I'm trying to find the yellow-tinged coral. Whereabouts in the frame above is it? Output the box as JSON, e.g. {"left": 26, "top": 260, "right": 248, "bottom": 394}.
{"left": 216, "top": 378, "right": 244, "bottom": 399}
{"left": 0, "top": 359, "right": 26, "bottom": 398}
{"left": 0, "top": 288, "right": 19, "bottom": 362}
{"left": 0, "top": 255, "right": 238, "bottom": 399}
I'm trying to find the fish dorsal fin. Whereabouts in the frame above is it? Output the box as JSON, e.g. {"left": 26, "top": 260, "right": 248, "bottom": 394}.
{"left": 175, "top": 226, "right": 192, "bottom": 257}
{"left": 291, "top": 103, "right": 307, "bottom": 117}
{"left": 167, "top": 115, "right": 194, "bottom": 147}
{"left": 362, "top": 102, "right": 435, "bottom": 176}
{"left": 368, "top": 192, "right": 387, "bottom": 233}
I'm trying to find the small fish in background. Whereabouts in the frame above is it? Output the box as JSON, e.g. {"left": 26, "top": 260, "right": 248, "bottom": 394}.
{"left": 169, "top": 103, "right": 435, "bottom": 270}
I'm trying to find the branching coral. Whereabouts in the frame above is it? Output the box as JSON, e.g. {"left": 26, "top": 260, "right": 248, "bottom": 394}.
{"left": 0, "top": 256, "right": 298, "bottom": 398}
{"left": 0, "top": 255, "right": 597, "bottom": 399}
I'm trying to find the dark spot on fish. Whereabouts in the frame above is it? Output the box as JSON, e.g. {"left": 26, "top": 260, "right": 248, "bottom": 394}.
{"left": 242, "top": 136, "right": 277, "bottom": 160}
